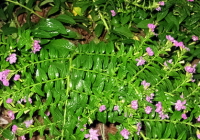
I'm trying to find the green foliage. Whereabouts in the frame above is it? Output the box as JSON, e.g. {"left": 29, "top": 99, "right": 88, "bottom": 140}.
{"left": 1, "top": 0, "right": 200, "bottom": 140}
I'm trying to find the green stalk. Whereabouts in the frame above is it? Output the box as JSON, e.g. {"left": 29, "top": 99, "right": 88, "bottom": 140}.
{"left": 5, "top": 0, "right": 43, "bottom": 19}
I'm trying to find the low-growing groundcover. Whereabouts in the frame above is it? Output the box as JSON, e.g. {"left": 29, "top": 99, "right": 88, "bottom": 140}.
{"left": 1, "top": 0, "right": 200, "bottom": 140}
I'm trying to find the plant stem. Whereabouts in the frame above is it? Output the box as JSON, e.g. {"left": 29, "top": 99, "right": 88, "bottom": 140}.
{"left": 5, "top": 0, "right": 43, "bottom": 19}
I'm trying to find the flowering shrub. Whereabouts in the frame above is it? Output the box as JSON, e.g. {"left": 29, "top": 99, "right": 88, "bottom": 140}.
{"left": 1, "top": 0, "right": 200, "bottom": 140}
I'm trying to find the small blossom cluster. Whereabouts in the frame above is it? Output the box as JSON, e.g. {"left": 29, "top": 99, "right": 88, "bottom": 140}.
{"left": 84, "top": 128, "right": 99, "bottom": 140}
{"left": 166, "top": 35, "right": 190, "bottom": 51}
{"left": 175, "top": 99, "right": 188, "bottom": 120}
{"left": 164, "top": 59, "right": 173, "bottom": 67}
{"left": 192, "top": 36, "right": 198, "bottom": 41}
{"left": 0, "top": 70, "right": 10, "bottom": 86}
{"left": 110, "top": 10, "right": 116, "bottom": 16}
{"left": 120, "top": 129, "right": 130, "bottom": 139}
{"left": 6, "top": 53, "right": 17, "bottom": 64}
{"left": 185, "top": 65, "right": 196, "bottom": 73}
{"left": 99, "top": 105, "right": 106, "bottom": 112}
{"left": 24, "top": 119, "right": 33, "bottom": 128}
{"left": 155, "top": 102, "right": 169, "bottom": 119}
{"left": 148, "top": 24, "right": 157, "bottom": 35}
{"left": 32, "top": 40, "right": 41, "bottom": 54}
{"left": 141, "top": 80, "right": 150, "bottom": 89}
{"left": 146, "top": 93, "right": 154, "bottom": 103}
{"left": 156, "top": 1, "right": 165, "bottom": 11}
{"left": 18, "top": 97, "right": 32, "bottom": 104}
{"left": 146, "top": 47, "right": 154, "bottom": 56}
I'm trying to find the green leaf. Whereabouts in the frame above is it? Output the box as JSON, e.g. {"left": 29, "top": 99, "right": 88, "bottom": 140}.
{"left": 113, "top": 26, "right": 133, "bottom": 38}
{"left": 48, "top": 65, "right": 59, "bottom": 80}
{"left": 97, "top": 111, "right": 107, "bottom": 123}
{"left": 2, "top": 129, "right": 14, "bottom": 139}
{"left": 56, "top": 14, "right": 76, "bottom": 25}
{"left": 34, "top": 18, "right": 67, "bottom": 34}
{"left": 47, "top": 6, "right": 60, "bottom": 16}
{"left": 95, "top": 24, "right": 104, "bottom": 38}
{"left": 136, "top": 19, "right": 154, "bottom": 28}
{"left": 156, "top": 9, "right": 169, "bottom": 22}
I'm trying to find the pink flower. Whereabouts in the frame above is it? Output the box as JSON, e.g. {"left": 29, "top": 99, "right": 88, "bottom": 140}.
{"left": 131, "top": 100, "right": 138, "bottom": 110}
{"left": 24, "top": 119, "right": 33, "bottom": 128}
{"left": 145, "top": 106, "right": 152, "bottom": 114}
{"left": 164, "top": 59, "right": 173, "bottom": 67}
{"left": 120, "top": 129, "right": 130, "bottom": 139}
{"left": 99, "top": 105, "right": 106, "bottom": 112}
{"left": 197, "top": 116, "right": 200, "bottom": 122}
{"left": 84, "top": 128, "right": 99, "bottom": 140}
{"left": 7, "top": 110, "right": 15, "bottom": 120}
{"left": 21, "top": 135, "right": 26, "bottom": 140}
{"left": 158, "top": 1, "right": 165, "bottom": 6}
{"left": 146, "top": 93, "right": 154, "bottom": 103}
{"left": 185, "top": 65, "right": 196, "bottom": 73}
{"left": 148, "top": 24, "right": 156, "bottom": 32}
{"left": 0, "top": 69, "right": 10, "bottom": 86}
{"left": 114, "top": 105, "right": 119, "bottom": 111}
{"left": 159, "top": 111, "right": 169, "bottom": 119}
{"left": 166, "top": 35, "right": 175, "bottom": 42}
{"left": 12, "top": 125, "right": 18, "bottom": 133}
{"left": 13, "top": 74, "right": 20, "bottom": 81}
{"left": 32, "top": 40, "right": 41, "bottom": 53}
{"left": 155, "top": 102, "right": 162, "bottom": 113}
{"left": 175, "top": 100, "right": 186, "bottom": 111}
{"left": 6, "top": 53, "right": 17, "bottom": 64}
{"left": 46, "top": 111, "right": 50, "bottom": 116}
{"left": 146, "top": 47, "right": 154, "bottom": 56}
{"left": 182, "top": 113, "right": 187, "bottom": 119}
{"left": 110, "top": 10, "right": 116, "bottom": 16}
{"left": 6, "top": 98, "right": 13, "bottom": 103}
{"left": 136, "top": 57, "right": 146, "bottom": 66}
{"left": 136, "top": 122, "right": 142, "bottom": 135}
{"left": 28, "top": 98, "right": 32, "bottom": 104}
{"left": 156, "top": 7, "right": 161, "bottom": 11}
{"left": 80, "top": 128, "right": 84, "bottom": 131}
{"left": 192, "top": 36, "right": 198, "bottom": 41}
{"left": 187, "top": 0, "right": 194, "bottom": 1}
{"left": 141, "top": 80, "right": 150, "bottom": 89}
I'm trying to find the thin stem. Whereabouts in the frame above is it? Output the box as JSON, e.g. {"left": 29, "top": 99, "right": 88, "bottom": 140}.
{"left": 5, "top": 0, "right": 43, "bottom": 19}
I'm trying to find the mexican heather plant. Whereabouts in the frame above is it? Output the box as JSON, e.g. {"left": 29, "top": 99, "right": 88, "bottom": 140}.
{"left": 0, "top": 0, "right": 200, "bottom": 140}
{"left": 0, "top": 22, "right": 200, "bottom": 139}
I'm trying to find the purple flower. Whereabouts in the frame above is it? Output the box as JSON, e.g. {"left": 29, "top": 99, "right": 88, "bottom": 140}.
{"left": 84, "top": 128, "right": 99, "bottom": 140}
{"left": 188, "top": 0, "right": 194, "bottom": 1}
{"left": 146, "top": 47, "right": 154, "bottom": 56}
{"left": 131, "top": 100, "right": 138, "bottom": 110}
{"left": 13, "top": 74, "right": 20, "bottom": 81}
{"left": 12, "top": 125, "right": 18, "bottom": 133}
{"left": 175, "top": 100, "right": 186, "bottom": 111}
{"left": 110, "top": 10, "right": 116, "bottom": 16}
{"left": 32, "top": 40, "right": 41, "bottom": 54}
{"left": 158, "top": 1, "right": 165, "bottom": 6}
{"left": 148, "top": 24, "right": 156, "bottom": 32}
{"left": 155, "top": 102, "right": 162, "bottom": 113}
{"left": 136, "top": 122, "right": 142, "bottom": 135}
{"left": 185, "top": 65, "right": 196, "bottom": 73}
{"left": 197, "top": 116, "right": 200, "bottom": 122}
{"left": 164, "top": 59, "right": 173, "bottom": 67}
{"left": 159, "top": 111, "right": 169, "bottom": 119}
{"left": 99, "top": 105, "right": 106, "bottom": 112}
{"left": 146, "top": 93, "right": 154, "bottom": 103}
{"left": 6, "top": 98, "right": 13, "bottom": 103}
{"left": 28, "top": 98, "right": 32, "bottom": 104}
{"left": 141, "top": 80, "right": 150, "bottom": 89}
{"left": 136, "top": 57, "right": 146, "bottom": 66}
{"left": 6, "top": 53, "right": 17, "bottom": 64}
{"left": 46, "top": 111, "right": 50, "bottom": 116}
{"left": 8, "top": 110, "right": 15, "bottom": 120}
{"left": 166, "top": 35, "right": 175, "bottom": 42}
{"left": 24, "top": 119, "right": 33, "bottom": 128}
{"left": 114, "top": 105, "right": 119, "bottom": 111}
{"left": 0, "top": 69, "right": 10, "bottom": 86}
{"left": 120, "top": 129, "right": 130, "bottom": 139}
{"left": 192, "top": 36, "right": 198, "bottom": 41}
{"left": 182, "top": 113, "right": 187, "bottom": 119}
{"left": 197, "top": 133, "right": 200, "bottom": 139}
{"left": 145, "top": 106, "right": 152, "bottom": 114}
{"left": 21, "top": 136, "right": 26, "bottom": 140}
{"left": 156, "top": 7, "right": 161, "bottom": 11}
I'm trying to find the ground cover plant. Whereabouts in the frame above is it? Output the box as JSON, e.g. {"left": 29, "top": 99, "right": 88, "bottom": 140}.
{"left": 1, "top": 0, "right": 200, "bottom": 140}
